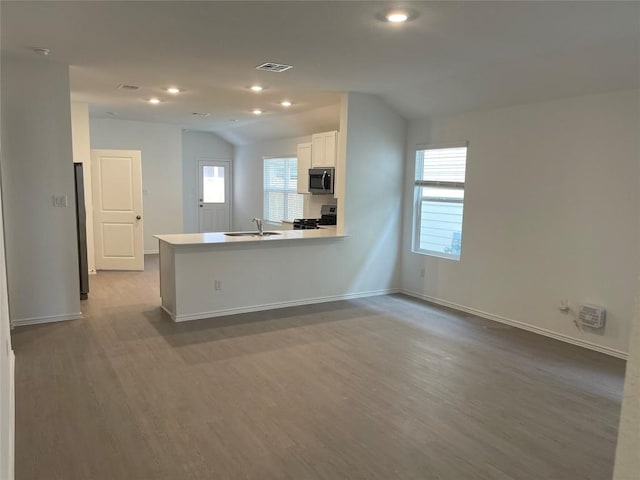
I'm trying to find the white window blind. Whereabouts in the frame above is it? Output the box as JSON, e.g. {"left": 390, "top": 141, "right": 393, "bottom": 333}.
{"left": 264, "top": 157, "right": 304, "bottom": 223}
{"left": 413, "top": 145, "right": 467, "bottom": 260}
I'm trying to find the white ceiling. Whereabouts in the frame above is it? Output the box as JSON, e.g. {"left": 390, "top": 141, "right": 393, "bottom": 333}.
{"left": 2, "top": 1, "right": 638, "bottom": 145}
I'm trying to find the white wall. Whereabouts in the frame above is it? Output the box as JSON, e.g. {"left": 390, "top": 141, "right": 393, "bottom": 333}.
{"left": 90, "top": 118, "right": 183, "bottom": 253}
{"left": 181, "top": 131, "right": 233, "bottom": 233}
{"left": 0, "top": 173, "right": 15, "bottom": 479}
{"left": 613, "top": 281, "right": 640, "bottom": 478}
{"left": 70, "top": 102, "right": 96, "bottom": 273}
{"left": 0, "top": 56, "right": 81, "bottom": 324}
{"left": 401, "top": 89, "right": 640, "bottom": 356}
{"left": 233, "top": 135, "right": 336, "bottom": 231}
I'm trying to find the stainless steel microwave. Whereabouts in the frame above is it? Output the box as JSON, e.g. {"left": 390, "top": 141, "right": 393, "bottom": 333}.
{"left": 309, "top": 168, "right": 334, "bottom": 194}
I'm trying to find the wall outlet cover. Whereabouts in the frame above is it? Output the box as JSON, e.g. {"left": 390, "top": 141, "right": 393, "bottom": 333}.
{"left": 52, "top": 195, "right": 68, "bottom": 207}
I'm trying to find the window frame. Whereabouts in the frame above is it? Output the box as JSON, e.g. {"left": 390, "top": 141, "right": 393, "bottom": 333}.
{"left": 412, "top": 142, "right": 468, "bottom": 261}
{"left": 263, "top": 155, "right": 304, "bottom": 225}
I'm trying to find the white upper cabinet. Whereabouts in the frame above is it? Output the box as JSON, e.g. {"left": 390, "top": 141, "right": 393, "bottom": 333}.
{"left": 296, "top": 142, "right": 312, "bottom": 194}
{"left": 311, "top": 131, "right": 338, "bottom": 168}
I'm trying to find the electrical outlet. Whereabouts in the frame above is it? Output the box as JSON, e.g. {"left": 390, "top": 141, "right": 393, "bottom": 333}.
{"left": 214, "top": 280, "right": 222, "bottom": 291}
{"left": 52, "top": 195, "right": 68, "bottom": 207}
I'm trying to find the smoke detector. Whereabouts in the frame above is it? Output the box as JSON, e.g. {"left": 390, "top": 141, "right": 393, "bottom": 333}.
{"left": 32, "top": 47, "right": 50, "bottom": 56}
{"left": 255, "top": 62, "right": 293, "bottom": 73}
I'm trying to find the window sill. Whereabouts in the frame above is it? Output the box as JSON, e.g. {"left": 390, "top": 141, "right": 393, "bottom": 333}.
{"left": 412, "top": 249, "right": 461, "bottom": 262}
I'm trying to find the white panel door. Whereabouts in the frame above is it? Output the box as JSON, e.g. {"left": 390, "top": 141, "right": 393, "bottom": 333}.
{"left": 198, "top": 160, "right": 231, "bottom": 232}
{"left": 91, "top": 149, "right": 144, "bottom": 271}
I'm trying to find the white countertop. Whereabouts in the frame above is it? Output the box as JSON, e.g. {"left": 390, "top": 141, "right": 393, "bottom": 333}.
{"left": 155, "top": 228, "right": 345, "bottom": 246}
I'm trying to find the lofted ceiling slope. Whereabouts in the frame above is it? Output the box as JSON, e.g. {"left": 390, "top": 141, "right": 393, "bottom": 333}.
{"left": 1, "top": 1, "right": 638, "bottom": 145}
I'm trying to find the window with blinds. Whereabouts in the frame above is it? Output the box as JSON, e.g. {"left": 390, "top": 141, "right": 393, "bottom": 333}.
{"left": 413, "top": 145, "right": 467, "bottom": 260}
{"left": 263, "top": 157, "right": 304, "bottom": 223}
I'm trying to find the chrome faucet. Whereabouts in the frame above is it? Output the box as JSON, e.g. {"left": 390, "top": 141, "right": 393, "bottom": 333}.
{"left": 252, "top": 217, "right": 264, "bottom": 236}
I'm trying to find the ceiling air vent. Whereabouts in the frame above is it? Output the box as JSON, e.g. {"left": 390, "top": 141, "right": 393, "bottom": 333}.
{"left": 255, "top": 62, "right": 293, "bottom": 73}
{"left": 117, "top": 84, "right": 140, "bottom": 91}
{"left": 191, "top": 112, "right": 210, "bottom": 117}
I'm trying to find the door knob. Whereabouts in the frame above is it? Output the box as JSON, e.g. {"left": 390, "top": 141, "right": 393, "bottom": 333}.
{"left": 136, "top": 215, "right": 141, "bottom": 220}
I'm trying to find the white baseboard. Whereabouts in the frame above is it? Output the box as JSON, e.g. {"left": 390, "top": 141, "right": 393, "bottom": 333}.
{"left": 160, "top": 305, "right": 176, "bottom": 320}
{"left": 401, "top": 289, "right": 628, "bottom": 360}
{"left": 144, "top": 250, "right": 159, "bottom": 255}
{"left": 11, "top": 312, "right": 83, "bottom": 327}
{"left": 8, "top": 350, "right": 14, "bottom": 480}
{"left": 164, "top": 289, "right": 400, "bottom": 323}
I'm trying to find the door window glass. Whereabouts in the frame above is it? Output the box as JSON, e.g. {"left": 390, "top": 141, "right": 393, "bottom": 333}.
{"left": 202, "top": 166, "right": 225, "bottom": 203}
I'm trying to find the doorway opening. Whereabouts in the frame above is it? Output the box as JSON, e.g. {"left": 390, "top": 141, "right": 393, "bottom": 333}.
{"left": 76, "top": 149, "right": 149, "bottom": 311}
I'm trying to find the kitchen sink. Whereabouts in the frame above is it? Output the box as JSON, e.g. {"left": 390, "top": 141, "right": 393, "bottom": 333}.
{"left": 224, "top": 232, "right": 282, "bottom": 237}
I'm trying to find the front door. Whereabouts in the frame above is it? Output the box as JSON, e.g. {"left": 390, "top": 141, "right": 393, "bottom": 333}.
{"left": 91, "top": 149, "right": 144, "bottom": 271}
{"left": 198, "top": 160, "right": 231, "bottom": 232}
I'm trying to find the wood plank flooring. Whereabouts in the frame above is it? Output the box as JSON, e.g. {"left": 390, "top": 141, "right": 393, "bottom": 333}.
{"left": 12, "top": 255, "right": 625, "bottom": 480}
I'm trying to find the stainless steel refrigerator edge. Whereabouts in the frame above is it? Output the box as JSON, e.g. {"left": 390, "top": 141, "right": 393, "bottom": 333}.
{"left": 74, "top": 163, "right": 89, "bottom": 299}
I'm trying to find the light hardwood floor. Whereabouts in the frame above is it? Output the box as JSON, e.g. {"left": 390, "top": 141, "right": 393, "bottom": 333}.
{"left": 12, "top": 255, "right": 625, "bottom": 480}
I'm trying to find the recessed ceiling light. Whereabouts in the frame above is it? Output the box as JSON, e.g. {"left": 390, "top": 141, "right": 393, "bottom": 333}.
{"left": 281, "top": 100, "right": 292, "bottom": 107}
{"left": 149, "top": 98, "right": 161, "bottom": 104}
{"left": 252, "top": 109, "right": 263, "bottom": 115}
{"left": 377, "top": 8, "right": 417, "bottom": 23}
{"left": 166, "top": 87, "right": 181, "bottom": 94}
{"left": 386, "top": 11, "right": 409, "bottom": 23}
{"left": 250, "top": 85, "right": 264, "bottom": 92}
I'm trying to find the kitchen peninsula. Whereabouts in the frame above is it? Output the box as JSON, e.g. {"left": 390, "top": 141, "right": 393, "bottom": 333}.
{"left": 156, "top": 229, "right": 346, "bottom": 322}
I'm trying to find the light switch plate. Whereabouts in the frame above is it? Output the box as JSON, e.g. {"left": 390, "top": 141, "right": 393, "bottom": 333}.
{"left": 52, "top": 195, "right": 68, "bottom": 207}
